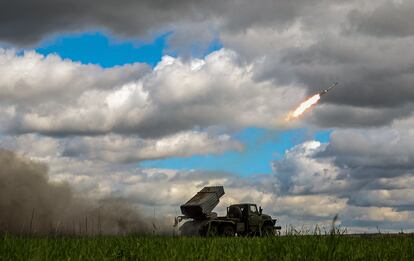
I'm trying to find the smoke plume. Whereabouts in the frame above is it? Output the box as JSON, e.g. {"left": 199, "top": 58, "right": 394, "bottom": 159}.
{"left": 0, "top": 148, "right": 151, "bottom": 235}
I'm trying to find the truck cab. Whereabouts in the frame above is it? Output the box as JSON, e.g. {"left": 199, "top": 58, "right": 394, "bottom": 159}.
{"left": 226, "top": 203, "right": 276, "bottom": 236}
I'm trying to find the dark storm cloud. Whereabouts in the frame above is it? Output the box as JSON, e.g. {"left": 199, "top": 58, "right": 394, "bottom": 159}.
{"left": 347, "top": 195, "right": 414, "bottom": 212}
{"left": 320, "top": 128, "right": 414, "bottom": 171}
{"left": 308, "top": 104, "right": 414, "bottom": 129}
{"left": 258, "top": 35, "right": 414, "bottom": 109}
{"left": 0, "top": 0, "right": 220, "bottom": 45}
{"left": 247, "top": 29, "right": 414, "bottom": 128}
{"left": 213, "top": 0, "right": 414, "bottom": 128}
{"left": 0, "top": 0, "right": 324, "bottom": 46}
{"left": 349, "top": 0, "right": 414, "bottom": 37}
{"left": 317, "top": 128, "right": 414, "bottom": 213}
{"left": 0, "top": 0, "right": 224, "bottom": 45}
{"left": 218, "top": 0, "right": 320, "bottom": 32}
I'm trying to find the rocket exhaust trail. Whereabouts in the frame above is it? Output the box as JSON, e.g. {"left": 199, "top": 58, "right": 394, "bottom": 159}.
{"left": 286, "top": 83, "right": 338, "bottom": 121}
{"left": 286, "top": 94, "right": 321, "bottom": 121}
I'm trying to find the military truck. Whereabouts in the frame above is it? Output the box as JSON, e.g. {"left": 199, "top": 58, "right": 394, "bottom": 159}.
{"left": 175, "top": 186, "right": 281, "bottom": 236}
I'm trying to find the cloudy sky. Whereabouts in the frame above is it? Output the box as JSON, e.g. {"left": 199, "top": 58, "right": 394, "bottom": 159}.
{"left": 1, "top": 0, "right": 414, "bottom": 232}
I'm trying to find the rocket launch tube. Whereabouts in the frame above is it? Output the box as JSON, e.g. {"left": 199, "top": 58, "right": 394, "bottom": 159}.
{"left": 319, "top": 82, "right": 338, "bottom": 96}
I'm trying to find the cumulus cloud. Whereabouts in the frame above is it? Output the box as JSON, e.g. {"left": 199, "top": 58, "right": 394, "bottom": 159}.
{"left": 273, "top": 141, "right": 348, "bottom": 195}
{"left": 0, "top": 49, "right": 149, "bottom": 104}
{"left": 1, "top": 131, "right": 242, "bottom": 163}
{"left": 62, "top": 131, "right": 243, "bottom": 162}
{"left": 271, "top": 132, "right": 414, "bottom": 230}
{"left": 0, "top": 48, "right": 303, "bottom": 137}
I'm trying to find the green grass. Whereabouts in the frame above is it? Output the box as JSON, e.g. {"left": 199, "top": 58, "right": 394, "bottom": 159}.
{"left": 1, "top": 234, "right": 413, "bottom": 260}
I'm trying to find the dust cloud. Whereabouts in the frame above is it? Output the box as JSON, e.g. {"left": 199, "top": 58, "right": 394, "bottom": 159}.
{"left": 0, "top": 149, "right": 152, "bottom": 235}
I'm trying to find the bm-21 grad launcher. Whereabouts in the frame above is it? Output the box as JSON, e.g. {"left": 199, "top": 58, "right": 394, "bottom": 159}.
{"left": 175, "top": 186, "right": 281, "bottom": 236}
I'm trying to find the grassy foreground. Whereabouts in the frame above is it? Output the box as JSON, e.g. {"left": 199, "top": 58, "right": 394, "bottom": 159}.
{"left": 1, "top": 234, "right": 413, "bottom": 260}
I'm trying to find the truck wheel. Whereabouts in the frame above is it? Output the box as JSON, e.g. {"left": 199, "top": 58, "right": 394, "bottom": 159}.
{"left": 221, "top": 225, "right": 235, "bottom": 237}
{"left": 262, "top": 225, "right": 274, "bottom": 237}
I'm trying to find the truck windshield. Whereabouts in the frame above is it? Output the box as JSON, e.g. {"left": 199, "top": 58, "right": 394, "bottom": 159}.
{"left": 249, "top": 205, "right": 258, "bottom": 213}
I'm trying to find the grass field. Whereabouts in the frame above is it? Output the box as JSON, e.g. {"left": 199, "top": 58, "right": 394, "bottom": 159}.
{"left": 1, "top": 234, "right": 413, "bottom": 260}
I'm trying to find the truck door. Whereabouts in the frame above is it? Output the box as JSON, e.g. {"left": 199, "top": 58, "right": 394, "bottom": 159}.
{"left": 248, "top": 205, "right": 261, "bottom": 233}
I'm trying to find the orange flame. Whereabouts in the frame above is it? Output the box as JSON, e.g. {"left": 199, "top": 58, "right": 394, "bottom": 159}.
{"left": 286, "top": 94, "right": 321, "bottom": 121}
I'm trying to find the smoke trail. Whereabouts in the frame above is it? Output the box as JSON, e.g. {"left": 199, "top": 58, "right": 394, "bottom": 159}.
{"left": 285, "top": 94, "right": 321, "bottom": 121}
{"left": 0, "top": 149, "right": 151, "bottom": 235}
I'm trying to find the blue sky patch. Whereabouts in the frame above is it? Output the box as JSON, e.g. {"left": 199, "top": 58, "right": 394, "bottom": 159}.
{"left": 35, "top": 31, "right": 223, "bottom": 68}
{"left": 36, "top": 32, "right": 169, "bottom": 67}
{"left": 140, "top": 128, "right": 332, "bottom": 176}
